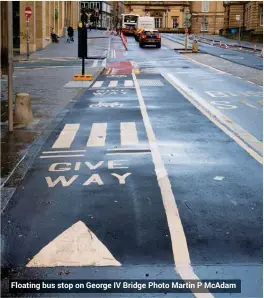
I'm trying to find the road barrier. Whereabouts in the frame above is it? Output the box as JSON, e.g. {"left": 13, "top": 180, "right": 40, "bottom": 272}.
{"left": 121, "top": 32, "right": 128, "bottom": 51}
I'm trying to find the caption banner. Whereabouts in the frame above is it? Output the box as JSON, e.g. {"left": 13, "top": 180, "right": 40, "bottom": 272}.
{"left": 9, "top": 280, "right": 241, "bottom": 293}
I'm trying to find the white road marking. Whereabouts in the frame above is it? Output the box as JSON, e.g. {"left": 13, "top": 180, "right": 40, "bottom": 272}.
{"left": 52, "top": 124, "right": 80, "bottom": 149}
{"left": 108, "top": 80, "right": 118, "bottom": 87}
{"left": 164, "top": 73, "right": 263, "bottom": 164}
{"left": 92, "top": 60, "right": 98, "bottom": 67}
{"left": 87, "top": 123, "right": 107, "bottom": 147}
{"left": 92, "top": 81, "right": 104, "bottom": 88}
{"left": 120, "top": 122, "right": 139, "bottom": 146}
{"left": 106, "top": 152, "right": 150, "bottom": 155}
{"left": 40, "top": 154, "right": 84, "bottom": 158}
{"left": 214, "top": 176, "right": 225, "bottom": 181}
{"left": 42, "top": 150, "right": 86, "bottom": 154}
{"left": 247, "top": 80, "right": 255, "bottom": 84}
{"left": 107, "top": 147, "right": 149, "bottom": 151}
{"left": 124, "top": 80, "right": 134, "bottom": 87}
{"left": 27, "top": 221, "right": 121, "bottom": 267}
{"left": 132, "top": 73, "right": 214, "bottom": 298}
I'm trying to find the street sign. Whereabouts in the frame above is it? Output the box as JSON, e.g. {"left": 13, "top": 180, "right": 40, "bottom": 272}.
{"left": 236, "top": 15, "right": 240, "bottom": 21}
{"left": 25, "top": 6, "right": 32, "bottom": 18}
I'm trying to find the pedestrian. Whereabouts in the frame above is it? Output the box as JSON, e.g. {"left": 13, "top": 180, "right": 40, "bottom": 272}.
{"left": 89, "top": 23, "right": 92, "bottom": 31}
{"left": 67, "top": 25, "right": 74, "bottom": 42}
{"left": 50, "top": 28, "right": 59, "bottom": 43}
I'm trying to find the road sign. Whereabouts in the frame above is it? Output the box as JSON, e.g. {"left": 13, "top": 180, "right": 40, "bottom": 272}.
{"left": 236, "top": 15, "right": 240, "bottom": 21}
{"left": 25, "top": 6, "right": 32, "bottom": 18}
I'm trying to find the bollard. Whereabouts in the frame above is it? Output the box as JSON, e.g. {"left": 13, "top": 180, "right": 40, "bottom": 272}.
{"left": 219, "top": 40, "right": 222, "bottom": 48}
{"left": 254, "top": 44, "right": 257, "bottom": 52}
{"left": 14, "top": 93, "right": 33, "bottom": 124}
{"left": 192, "top": 40, "right": 198, "bottom": 53}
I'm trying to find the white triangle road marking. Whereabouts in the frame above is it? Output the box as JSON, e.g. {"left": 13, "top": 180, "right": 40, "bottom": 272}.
{"left": 26, "top": 221, "right": 121, "bottom": 267}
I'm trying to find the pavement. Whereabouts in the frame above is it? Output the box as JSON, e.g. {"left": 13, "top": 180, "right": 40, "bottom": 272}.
{"left": 162, "top": 34, "right": 263, "bottom": 70}
{"left": 1, "top": 33, "right": 263, "bottom": 297}
{"left": 1, "top": 30, "right": 110, "bottom": 208}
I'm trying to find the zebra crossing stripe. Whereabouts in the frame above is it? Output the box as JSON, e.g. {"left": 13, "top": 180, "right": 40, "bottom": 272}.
{"left": 108, "top": 80, "right": 118, "bottom": 87}
{"left": 120, "top": 122, "right": 139, "bottom": 146}
{"left": 87, "top": 123, "right": 107, "bottom": 147}
{"left": 124, "top": 80, "right": 134, "bottom": 87}
{"left": 52, "top": 124, "right": 80, "bottom": 149}
{"left": 92, "top": 81, "right": 104, "bottom": 88}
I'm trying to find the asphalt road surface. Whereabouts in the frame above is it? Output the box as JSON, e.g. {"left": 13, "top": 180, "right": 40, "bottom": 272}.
{"left": 162, "top": 33, "right": 263, "bottom": 70}
{"left": 1, "top": 35, "right": 262, "bottom": 297}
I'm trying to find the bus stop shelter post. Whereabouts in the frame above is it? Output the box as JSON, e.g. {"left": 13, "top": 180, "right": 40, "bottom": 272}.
{"left": 8, "top": 1, "right": 13, "bottom": 132}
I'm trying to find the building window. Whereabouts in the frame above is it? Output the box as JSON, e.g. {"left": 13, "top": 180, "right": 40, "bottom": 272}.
{"left": 260, "top": 6, "right": 263, "bottom": 26}
{"left": 155, "top": 17, "right": 162, "bottom": 28}
{"left": 172, "top": 17, "right": 179, "bottom": 28}
{"left": 202, "top": 1, "right": 209, "bottom": 13}
{"left": 201, "top": 22, "right": 208, "bottom": 31}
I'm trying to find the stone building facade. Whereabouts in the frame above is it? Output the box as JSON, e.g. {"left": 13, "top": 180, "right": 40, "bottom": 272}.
{"left": 124, "top": 1, "right": 191, "bottom": 32}
{"left": 1, "top": 1, "right": 80, "bottom": 56}
{"left": 124, "top": 1, "right": 225, "bottom": 34}
{"left": 80, "top": 1, "right": 112, "bottom": 29}
{"left": 191, "top": 1, "right": 225, "bottom": 34}
{"left": 223, "top": 1, "right": 263, "bottom": 41}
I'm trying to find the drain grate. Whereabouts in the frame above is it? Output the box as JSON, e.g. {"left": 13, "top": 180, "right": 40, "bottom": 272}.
{"left": 138, "top": 79, "right": 164, "bottom": 87}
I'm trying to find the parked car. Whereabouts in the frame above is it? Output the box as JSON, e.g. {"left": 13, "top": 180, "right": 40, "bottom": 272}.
{"left": 139, "top": 29, "right": 161, "bottom": 48}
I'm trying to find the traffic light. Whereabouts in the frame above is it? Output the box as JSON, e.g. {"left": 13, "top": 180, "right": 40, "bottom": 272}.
{"left": 78, "top": 24, "right": 87, "bottom": 58}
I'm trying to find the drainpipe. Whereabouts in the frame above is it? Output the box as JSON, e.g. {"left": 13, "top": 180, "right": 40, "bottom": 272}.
{"left": 7, "top": 1, "right": 13, "bottom": 132}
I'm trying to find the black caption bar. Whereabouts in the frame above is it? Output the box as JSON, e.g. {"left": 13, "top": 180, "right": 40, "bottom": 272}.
{"left": 9, "top": 280, "right": 241, "bottom": 293}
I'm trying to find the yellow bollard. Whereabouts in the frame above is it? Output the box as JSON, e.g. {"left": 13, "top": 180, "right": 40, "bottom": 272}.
{"left": 192, "top": 40, "right": 198, "bottom": 53}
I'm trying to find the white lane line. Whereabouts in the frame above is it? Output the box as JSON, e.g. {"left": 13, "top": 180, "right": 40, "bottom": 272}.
{"left": 185, "top": 56, "right": 233, "bottom": 75}
{"left": 247, "top": 80, "right": 255, "bottom": 84}
{"left": 120, "top": 122, "right": 139, "bottom": 146}
{"left": 108, "top": 80, "right": 118, "bottom": 87}
{"left": 87, "top": 123, "right": 107, "bottom": 147}
{"left": 124, "top": 80, "right": 134, "bottom": 87}
{"left": 52, "top": 124, "right": 80, "bottom": 149}
{"left": 40, "top": 155, "right": 84, "bottom": 158}
{"left": 107, "top": 147, "right": 149, "bottom": 151}
{"left": 164, "top": 73, "right": 263, "bottom": 164}
{"left": 42, "top": 150, "right": 86, "bottom": 154}
{"left": 92, "top": 60, "right": 98, "bottom": 67}
{"left": 106, "top": 152, "right": 150, "bottom": 155}
{"left": 92, "top": 81, "right": 104, "bottom": 88}
{"left": 132, "top": 73, "right": 213, "bottom": 298}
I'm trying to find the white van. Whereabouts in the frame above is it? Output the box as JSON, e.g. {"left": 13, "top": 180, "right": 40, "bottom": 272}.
{"left": 135, "top": 16, "right": 155, "bottom": 41}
